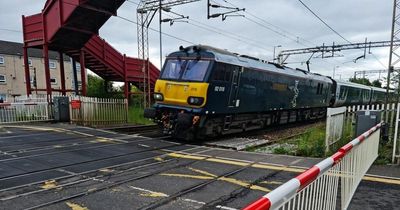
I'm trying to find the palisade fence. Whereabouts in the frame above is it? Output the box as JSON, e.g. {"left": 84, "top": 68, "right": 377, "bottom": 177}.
{"left": 325, "top": 103, "right": 397, "bottom": 153}
{"left": 1, "top": 95, "right": 129, "bottom": 126}
{"left": 0, "top": 102, "right": 52, "bottom": 123}
{"left": 69, "top": 96, "right": 128, "bottom": 127}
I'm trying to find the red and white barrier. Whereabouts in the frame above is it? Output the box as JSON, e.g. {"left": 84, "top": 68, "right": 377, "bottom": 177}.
{"left": 244, "top": 122, "right": 383, "bottom": 210}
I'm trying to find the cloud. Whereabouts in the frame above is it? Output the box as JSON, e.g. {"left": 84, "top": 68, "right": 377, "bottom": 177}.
{"left": 0, "top": 0, "right": 394, "bottom": 81}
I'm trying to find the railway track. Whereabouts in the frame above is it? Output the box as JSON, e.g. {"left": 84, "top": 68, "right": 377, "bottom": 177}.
{"left": 1, "top": 146, "right": 225, "bottom": 209}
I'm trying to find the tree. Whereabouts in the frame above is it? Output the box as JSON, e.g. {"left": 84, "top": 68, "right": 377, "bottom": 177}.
{"left": 371, "top": 79, "right": 382, "bottom": 88}
{"left": 87, "top": 74, "right": 123, "bottom": 98}
{"left": 349, "top": 77, "right": 372, "bottom": 86}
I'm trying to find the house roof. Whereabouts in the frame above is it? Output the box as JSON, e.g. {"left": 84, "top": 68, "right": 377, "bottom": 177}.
{"left": 0, "top": 40, "right": 70, "bottom": 61}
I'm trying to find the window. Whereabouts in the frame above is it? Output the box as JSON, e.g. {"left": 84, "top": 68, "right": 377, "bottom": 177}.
{"left": 212, "top": 63, "right": 234, "bottom": 82}
{"left": 0, "top": 56, "right": 4, "bottom": 64}
{"left": 181, "top": 60, "right": 210, "bottom": 81}
{"left": 0, "top": 75, "right": 5, "bottom": 83}
{"left": 160, "top": 59, "right": 210, "bottom": 81}
{"left": 49, "top": 60, "right": 56, "bottom": 69}
{"left": 76, "top": 63, "right": 81, "bottom": 71}
{"left": 0, "top": 94, "right": 6, "bottom": 102}
{"left": 50, "top": 78, "right": 57, "bottom": 84}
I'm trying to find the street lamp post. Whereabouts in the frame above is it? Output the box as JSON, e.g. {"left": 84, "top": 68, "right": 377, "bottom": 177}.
{"left": 273, "top": 45, "right": 282, "bottom": 62}
{"left": 333, "top": 66, "right": 340, "bottom": 78}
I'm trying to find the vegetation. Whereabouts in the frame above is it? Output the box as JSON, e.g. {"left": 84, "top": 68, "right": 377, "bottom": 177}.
{"left": 87, "top": 74, "right": 154, "bottom": 125}
{"left": 127, "top": 106, "right": 154, "bottom": 125}
{"left": 271, "top": 123, "right": 326, "bottom": 157}
{"left": 349, "top": 77, "right": 382, "bottom": 88}
{"left": 87, "top": 74, "right": 124, "bottom": 99}
{"left": 252, "top": 118, "right": 393, "bottom": 165}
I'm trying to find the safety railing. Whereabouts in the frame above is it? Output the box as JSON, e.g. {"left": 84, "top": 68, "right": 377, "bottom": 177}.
{"left": 244, "top": 122, "right": 382, "bottom": 210}
{"left": 69, "top": 96, "right": 128, "bottom": 127}
{"left": 0, "top": 102, "right": 52, "bottom": 123}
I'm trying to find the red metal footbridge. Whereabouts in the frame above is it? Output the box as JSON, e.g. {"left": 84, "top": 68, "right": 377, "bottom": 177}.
{"left": 22, "top": 0, "right": 159, "bottom": 98}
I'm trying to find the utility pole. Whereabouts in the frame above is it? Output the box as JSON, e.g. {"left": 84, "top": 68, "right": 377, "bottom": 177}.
{"left": 137, "top": 0, "right": 201, "bottom": 108}
{"left": 387, "top": 0, "right": 400, "bottom": 164}
{"left": 386, "top": 0, "right": 400, "bottom": 120}
{"left": 159, "top": 0, "right": 162, "bottom": 70}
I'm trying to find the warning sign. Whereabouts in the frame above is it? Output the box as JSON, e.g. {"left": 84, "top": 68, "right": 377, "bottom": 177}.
{"left": 71, "top": 100, "right": 81, "bottom": 109}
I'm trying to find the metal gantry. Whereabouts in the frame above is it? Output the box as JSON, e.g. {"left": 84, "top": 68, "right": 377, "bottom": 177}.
{"left": 277, "top": 40, "right": 400, "bottom": 65}
{"left": 353, "top": 69, "right": 388, "bottom": 80}
{"left": 137, "top": 0, "right": 200, "bottom": 107}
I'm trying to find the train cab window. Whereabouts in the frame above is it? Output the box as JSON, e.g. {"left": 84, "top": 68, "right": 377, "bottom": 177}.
{"left": 161, "top": 59, "right": 210, "bottom": 82}
{"left": 181, "top": 60, "right": 210, "bottom": 81}
{"left": 161, "top": 59, "right": 185, "bottom": 80}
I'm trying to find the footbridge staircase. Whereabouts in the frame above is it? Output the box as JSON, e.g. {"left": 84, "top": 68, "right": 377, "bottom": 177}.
{"left": 22, "top": 0, "right": 159, "bottom": 98}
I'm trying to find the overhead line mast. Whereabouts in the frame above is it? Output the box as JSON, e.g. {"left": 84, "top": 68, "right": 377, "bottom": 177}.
{"left": 137, "top": 0, "right": 200, "bottom": 107}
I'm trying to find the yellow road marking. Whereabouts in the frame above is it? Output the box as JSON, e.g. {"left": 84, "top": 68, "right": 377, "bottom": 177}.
{"left": 161, "top": 173, "right": 214, "bottom": 180}
{"left": 154, "top": 157, "right": 164, "bottom": 162}
{"left": 169, "top": 153, "right": 206, "bottom": 160}
{"left": 207, "top": 158, "right": 249, "bottom": 166}
{"left": 41, "top": 180, "right": 59, "bottom": 189}
{"left": 130, "top": 186, "right": 169, "bottom": 198}
{"left": 218, "top": 177, "right": 270, "bottom": 192}
{"left": 161, "top": 167, "right": 271, "bottom": 193}
{"left": 188, "top": 167, "right": 217, "bottom": 177}
{"left": 140, "top": 191, "right": 169, "bottom": 197}
{"left": 65, "top": 202, "right": 89, "bottom": 210}
{"left": 99, "top": 168, "right": 114, "bottom": 173}
{"left": 2, "top": 125, "right": 58, "bottom": 132}
{"left": 167, "top": 152, "right": 400, "bottom": 185}
{"left": 260, "top": 181, "right": 283, "bottom": 185}
{"left": 253, "top": 163, "right": 304, "bottom": 173}
{"left": 363, "top": 176, "right": 400, "bottom": 185}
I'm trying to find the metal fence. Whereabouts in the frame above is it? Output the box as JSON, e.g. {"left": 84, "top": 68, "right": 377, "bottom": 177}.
{"left": 69, "top": 96, "right": 128, "bottom": 127}
{"left": 244, "top": 122, "right": 382, "bottom": 210}
{"left": 0, "top": 102, "right": 52, "bottom": 123}
{"left": 325, "top": 103, "right": 397, "bottom": 152}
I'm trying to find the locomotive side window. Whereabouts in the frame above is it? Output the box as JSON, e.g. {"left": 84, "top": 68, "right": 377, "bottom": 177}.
{"left": 212, "top": 63, "right": 233, "bottom": 82}
{"left": 316, "top": 83, "right": 323, "bottom": 95}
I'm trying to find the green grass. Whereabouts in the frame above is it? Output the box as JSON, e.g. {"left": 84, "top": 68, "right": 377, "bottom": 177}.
{"left": 127, "top": 106, "right": 154, "bottom": 125}
{"left": 293, "top": 124, "right": 326, "bottom": 157}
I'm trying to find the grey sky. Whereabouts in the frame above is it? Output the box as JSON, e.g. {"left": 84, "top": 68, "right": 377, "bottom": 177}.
{"left": 0, "top": 0, "right": 394, "bottom": 81}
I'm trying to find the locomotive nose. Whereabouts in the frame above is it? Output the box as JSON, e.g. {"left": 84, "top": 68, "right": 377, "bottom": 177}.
{"left": 154, "top": 79, "right": 209, "bottom": 107}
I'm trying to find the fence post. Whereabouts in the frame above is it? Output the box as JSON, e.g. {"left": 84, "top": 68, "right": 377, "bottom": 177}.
{"left": 325, "top": 107, "right": 346, "bottom": 153}
{"left": 393, "top": 103, "right": 400, "bottom": 163}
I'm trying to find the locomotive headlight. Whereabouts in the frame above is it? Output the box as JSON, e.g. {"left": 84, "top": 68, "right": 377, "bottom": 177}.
{"left": 153, "top": 93, "right": 164, "bottom": 101}
{"left": 187, "top": 96, "right": 204, "bottom": 105}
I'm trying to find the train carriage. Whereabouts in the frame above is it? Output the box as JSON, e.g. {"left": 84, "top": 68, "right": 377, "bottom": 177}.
{"left": 145, "top": 45, "right": 395, "bottom": 140}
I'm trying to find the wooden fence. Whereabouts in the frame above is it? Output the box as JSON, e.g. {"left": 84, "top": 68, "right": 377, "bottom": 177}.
{"left": 69, "top": 96, "right": 128, "bottom": 127}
